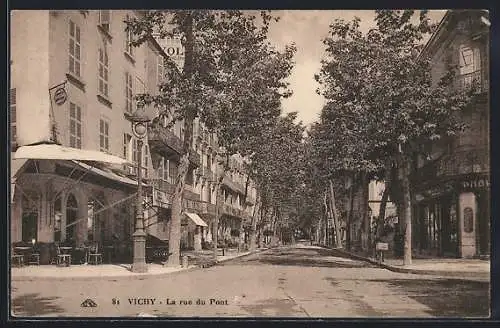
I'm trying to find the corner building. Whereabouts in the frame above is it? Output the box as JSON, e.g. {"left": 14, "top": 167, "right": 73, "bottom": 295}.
{"left": 411, "top": 10, "right": 490, "bottom": 258}
{"left": 10, "top": 10, "right": 257, "bottom": 263}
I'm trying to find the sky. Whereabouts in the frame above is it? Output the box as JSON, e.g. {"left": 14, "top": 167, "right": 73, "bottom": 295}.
{"left": 265, "top": 10, "right": 447, "bottom": 126}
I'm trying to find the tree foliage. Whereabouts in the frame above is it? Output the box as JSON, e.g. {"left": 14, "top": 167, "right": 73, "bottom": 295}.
{"left": 313, "top": 10, "right": 476, "bottom": 262}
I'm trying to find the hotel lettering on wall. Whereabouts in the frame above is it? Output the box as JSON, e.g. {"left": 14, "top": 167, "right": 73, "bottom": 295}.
{"left": 460, "top": 175, "right": 490, "bottom": 191}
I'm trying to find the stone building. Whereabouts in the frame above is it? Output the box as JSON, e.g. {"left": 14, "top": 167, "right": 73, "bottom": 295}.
{"left": 10, "top": 10, "right": 257, "bottom": 263}
{"left": 411, "top": 10, "right": 490, "bottom": 258}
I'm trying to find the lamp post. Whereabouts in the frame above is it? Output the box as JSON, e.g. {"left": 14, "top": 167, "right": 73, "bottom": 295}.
{"left": 125, "top": 102, "right": 151, "bottom": 273}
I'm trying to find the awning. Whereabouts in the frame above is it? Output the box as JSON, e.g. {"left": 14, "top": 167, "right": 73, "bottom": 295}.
{"left": 185, "top": 212, "right": 208, "bottom": 227}
{"left": 73, "top": 161, "right": 139, "bottom": 187}
{"left": 14, "top": 144, "right": 130, "bottom": 165}
{"left": 10, "top": 157, "right": 29, "bottom": 203}
{"left": 11, "top": 157, "right": 29, "bottom": 179}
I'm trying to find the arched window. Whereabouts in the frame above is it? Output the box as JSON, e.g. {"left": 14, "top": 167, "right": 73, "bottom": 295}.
{"left": 87, "top": 194, "right": 107, "bottom": 243}
{"left": 54, "top": 198, "right": 62, "bottom": 242}
{"left": 66, "top": 193, "right": 78, "bottom": 244}
{"left": 22, "top": 191, "right": 39, "bottom": 243}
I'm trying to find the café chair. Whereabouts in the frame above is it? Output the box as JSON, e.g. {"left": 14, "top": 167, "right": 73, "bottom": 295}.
{"left": 28, "top": 250, "right": 40, "bottom": 266}
{"left": 88, "top": 243, "right": 103, "bottom": 265}
{"left": 11, "top": 246, "right": 24, "bottom": 267}
{"left": 56, "top": 244, "right": 71, "bottom": 267}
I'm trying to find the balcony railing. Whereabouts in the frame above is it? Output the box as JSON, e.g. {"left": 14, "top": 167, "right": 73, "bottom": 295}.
{"left": 148, "top": 126, "right": 184, "bottom": 155}
{"left": 188, "top": 149, "right": 201, "bottom": 167}
{"left": 222, "top": 204, "right": 244, "bottom": 219}
{"left": 412, "top": 146, "right": 489, "bottom": 183}
{"left": 437, "top": 146, "right": 489, "bottom": 176}
{"left": 203, "top": 166, "right": 215, "bottom": 182}
{"left": 200, "top": 201, "right": 217, "bottom": 216}
{"left": 222, "top": 176, "right": 246, "bottom": 195}
{"left": 455, "top": 70, "right": 488, "bottom": 93}
{"left": 152, "top": 178, "right": 175, "bottom": 194}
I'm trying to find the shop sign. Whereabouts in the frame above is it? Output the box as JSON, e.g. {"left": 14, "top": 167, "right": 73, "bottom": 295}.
{"left": 376, "top": 242, "right": 389, "bottom": 251}
{"left": 461, "top": 176, "right": 490, "bottom": 190}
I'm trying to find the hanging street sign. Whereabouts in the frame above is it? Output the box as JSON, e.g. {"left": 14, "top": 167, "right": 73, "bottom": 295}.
{"left": 53, "top": 87, "right": 67, "bottom": 106}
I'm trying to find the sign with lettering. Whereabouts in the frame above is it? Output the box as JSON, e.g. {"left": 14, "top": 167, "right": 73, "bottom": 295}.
{"left": 460, "top": 176, "right": 490, "bottom": 190}
{"left": 160, "top": 37, "right": 185, "bottom": 71}
{"left": 376, "top": 242, "right": 389, "bottom": 251}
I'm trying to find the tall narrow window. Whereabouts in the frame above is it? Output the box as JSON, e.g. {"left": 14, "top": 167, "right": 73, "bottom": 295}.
{"left": 22, "top": 192, "right": 39, "bottom": 243}
{"left": 132, "top": 139, "right": 138, "bottom": 163}
{"left": 125, "top": 15, "right": 134, "bottom": 56}
{"left": 69, "top": 102, "right": 82, "bottom": 148}
{"left": 125, "top": 72, "right": 133, "bottom": 113}
{"left": 98, "top": 47, "right": 109, "bottom": 97}
{"left": 10, "top": 88, "right": 16, "bottom": 146}
{"left": 123, "top": 133, "right": 131, "bottom": 159}
{"left": 99, "top": 118, "right": 109, "bottom": 152}
{"left": 66, "top": 193, "right": 78, "bottom": 244}
{"left": 169, "top": 161, "right": 178, "bottom": 183}
{"left": 458, "top": 45, "right": 481, "bottom": 90}
{"left": 459, "top": 46, "right": 475, "bottom": 75}
{"left": 162, "top": 158, "right": 169, "bottom": 181}
{"left": 98, "top": 10, "right": 111, "bottom": 32}
{"left": 69, "top": 20, "right": 81, "bottom": 77}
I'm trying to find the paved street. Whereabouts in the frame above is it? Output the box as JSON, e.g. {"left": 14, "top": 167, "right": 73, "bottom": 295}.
{"left": 11, "top": 244, "right": 489, "bottom": 318}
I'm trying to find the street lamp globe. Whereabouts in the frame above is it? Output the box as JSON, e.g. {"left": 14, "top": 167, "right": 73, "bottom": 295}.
{"left": 132, "top": 122, "right": 148, "bottom": 139}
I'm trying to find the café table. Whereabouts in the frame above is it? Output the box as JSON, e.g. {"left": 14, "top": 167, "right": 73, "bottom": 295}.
{"left": 75, "top": 246, "right": 90, "bottom": 264}
{"left": 14, "top": 247, "right": 32, "bottom": 262}
{"left": 59, "top": 246, "right": 73, "bottom": 266}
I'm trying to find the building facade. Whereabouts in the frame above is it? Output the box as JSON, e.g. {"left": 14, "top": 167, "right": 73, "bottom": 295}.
{"left": 411, "top": 10, "right": 490, "bottom": 258}
{"left": 10, "top": 10, "right": 257, "bottom": 262}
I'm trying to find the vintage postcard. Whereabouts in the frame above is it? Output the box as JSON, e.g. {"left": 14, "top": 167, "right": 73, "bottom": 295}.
{"left": 9, "top": 9, "right": 490, "bottom": 318}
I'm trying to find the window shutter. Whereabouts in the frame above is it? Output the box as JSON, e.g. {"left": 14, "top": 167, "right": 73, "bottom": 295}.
{"left": 473, "top": 47, "right": 481, "bottom": 72}
{"left": 10, "top": 88, "right": 16, "bottom": 105}
{"left": 99, "top": 10, "right": 111, "bottom": 31}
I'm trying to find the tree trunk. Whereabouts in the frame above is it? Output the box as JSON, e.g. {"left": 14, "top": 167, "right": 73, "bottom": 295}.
{"left": 360, "top": 172, "right": 370, "bottom": 252}
{"left": 166, "top": 12, "right": 194, "bottom": 267}
{"left": 248, "top": 194, "right": 261, "bottom": 251}
{"left": 322, "top": 193, "right": 330, "bottom": 246}
{"left": 212, "top": 182, "right": 221, "bottom": 259}
{"left": 377, "top": 162, "right": 392, "bottom": 240}
{"left": 328, "top": 179, "right": 343, "bottom": 248}
{"left": 401, "top": 154, "right": 413, "bottom": 266}
{"left": 346, "top": 174, "right": 356, "bottom": 251}
{"left": 167, "top": 155, "right": 189, "bottom": 266}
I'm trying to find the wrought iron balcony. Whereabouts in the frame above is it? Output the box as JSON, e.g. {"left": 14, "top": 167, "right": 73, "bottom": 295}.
{"left": 222, "top": 204, "right": 243, "bottom": 219}
{"left": 148, "top": 125, "right": 184, "bottom": 157}
{"left": 455, "top": 70, "right": 488, "bottom": 93}
{"left": 412, "top": 146, "right": 489, "bottom": 183}
{"left": 199, "top": 201, "right": 217, "bottom": 216}
{"left": 203, "top": 166, "right": 215, "bottom": 182}
{"left": 222, "top": 176, "right": 246, "bottom": 195}
{"left": 152, "top": 178, "right": 175, "bottom": 195}
{"left": 188, "top": 149, "right": 201, "bottom": 167}
{"left": 437, "top": 146, "right": 489, "bottom": 176}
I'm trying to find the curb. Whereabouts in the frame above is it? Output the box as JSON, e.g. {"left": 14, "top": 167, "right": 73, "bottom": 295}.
{"left": 324, "top": 246, "right": 489, "bottom": 279}
{"left": 11, "top": 248, "right": 268, "bottom": 282}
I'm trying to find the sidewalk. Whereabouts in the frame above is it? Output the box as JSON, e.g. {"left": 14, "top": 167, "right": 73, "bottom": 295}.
{"left": 333, "top": 247, "right": 490, "bottom": 279}
{"left": 11, "top": 248, "right": 265, "bottom": 282}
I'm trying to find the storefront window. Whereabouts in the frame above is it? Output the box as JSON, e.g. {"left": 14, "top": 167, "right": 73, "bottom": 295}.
{"left": 450, "top": 200, "right": 458, "bottom": 243}
{"left": 87, "top": 200, "right": 95, "bottom": 241}
{"left": 66, "top": 193, "right": 78, "bottom": 244}
{"left": 22, "top": 192, "right": 39, "bottom": 243}
{"left": 54, "top": 198, "right": 62, "bottom": 242}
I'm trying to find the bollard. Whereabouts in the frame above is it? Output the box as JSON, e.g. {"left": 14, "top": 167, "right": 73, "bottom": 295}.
{"left": 181, "top": 255, "right": 189, "bottom": 268}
